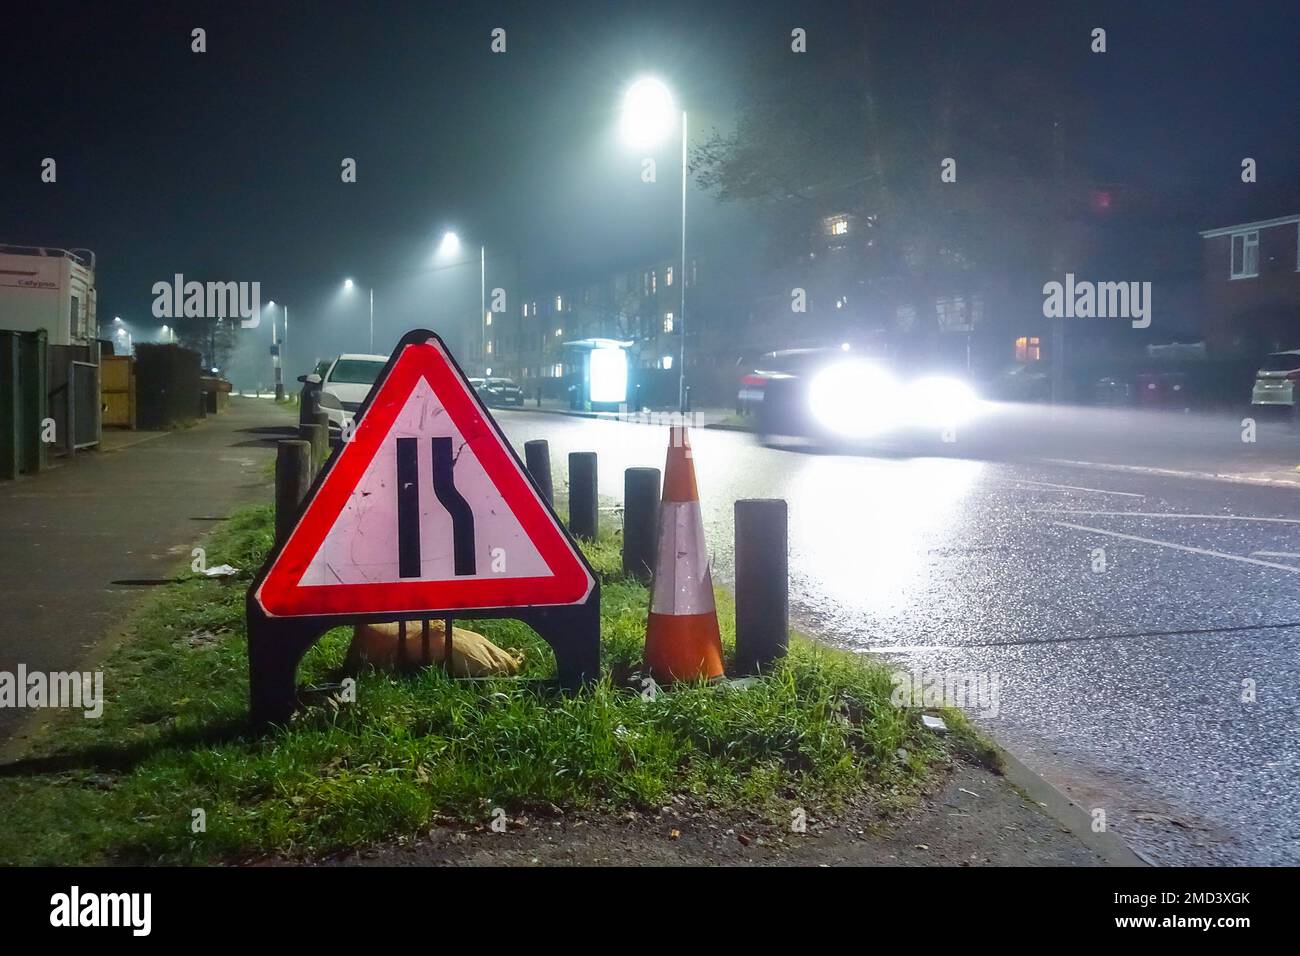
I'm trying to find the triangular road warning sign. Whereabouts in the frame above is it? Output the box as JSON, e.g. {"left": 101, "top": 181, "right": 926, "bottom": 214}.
{"left": 254, "top": 331, "right": 594, "bottom": 619}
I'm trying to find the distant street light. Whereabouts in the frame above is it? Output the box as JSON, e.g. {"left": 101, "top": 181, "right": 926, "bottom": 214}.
{"left": 620, "top": 76, "right": 689, "bottom": 412}
{"left": 342, "top": 279, "right": 374, "bottom": 352}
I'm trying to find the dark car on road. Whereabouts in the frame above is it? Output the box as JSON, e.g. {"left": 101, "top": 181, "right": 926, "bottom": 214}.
{"left": 480, "top": 376, "right": 525, "bottom": 407}
{"left": 741, "top": 347, "right": 981, "bottom": 443}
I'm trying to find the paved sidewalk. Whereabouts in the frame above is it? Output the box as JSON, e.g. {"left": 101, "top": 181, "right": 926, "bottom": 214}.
{"left": 0, "top": 397, "right": 294, "bottom": 744}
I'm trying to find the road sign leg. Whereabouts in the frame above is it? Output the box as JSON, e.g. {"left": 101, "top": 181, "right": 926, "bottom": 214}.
{"left": 247, "top": 599, "right": 323, "bottom": 726}
{"left": 523, "top": 583, "right": 601, "bottom": 690}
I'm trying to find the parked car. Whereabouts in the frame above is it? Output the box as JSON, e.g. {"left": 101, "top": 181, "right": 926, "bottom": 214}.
{"left": 303, "top": 353, "right": 388, "bottom": 432}
{"left": 480, "top": 376, "right": 525, "bottom": 407}
{"left": 1250, "top": 349, "right": 1300, "bottom": 411}
{"left": 468, "top": 377, "right": 490, "bottom": 403}
{"left": 1136, "top": 371, "right": 1188, "bottom": 409}
{"left": 991, "top": 362, "right": 1051, "bottom": 402}
{"left": 297, "top": 360, "right": 333, "bottom": 425}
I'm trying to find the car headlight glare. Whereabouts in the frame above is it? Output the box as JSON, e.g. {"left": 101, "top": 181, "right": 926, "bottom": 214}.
{"left": 808, "top": 360, "right": 899, "bottom": 437}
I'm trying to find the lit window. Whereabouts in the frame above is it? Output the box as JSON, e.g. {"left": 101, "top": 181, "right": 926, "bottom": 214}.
{"left": 1015, "top": 336, "right": 1041, "bottom": 363}
{"left": 555, "top": 295, "right": 563, "bottom": 311}
{"left": 1231, "top": 231, "right": 1259, "bottom": 278}
{"left": 651, "top": 271, "right": 657, "bottom": 294}
{"left": 826, "top": 214, "right": 849, "bottom": 236}
{"left": 485, "top": 312, "right": 492, "bottom": 326}
{"left": 531, "top": 301, "right": 537, "bottom": 316}
{"left": 553, "top": 363, "right": 563, "bottom": 377}
{"left": 522, "top": 303, "right": 527, "bottom": 318}
{"left": 486, "top": 341, "right": 493, "bottom": 354}
{"left": 555, "top": 328, "right": 563, "bottom": 337}
{"left": 665, "top": 267, "right": 673, "bottom": 286}
{"left": 661, "top": 355, "right": 673, "bottom": 370}
{"left": 663, "top": 312, "right": 674, "bottom": 333}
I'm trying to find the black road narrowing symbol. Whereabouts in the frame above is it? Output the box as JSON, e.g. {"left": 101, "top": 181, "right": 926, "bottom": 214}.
{"left": 396, "top": 436, "right": 476, "bottom": 578}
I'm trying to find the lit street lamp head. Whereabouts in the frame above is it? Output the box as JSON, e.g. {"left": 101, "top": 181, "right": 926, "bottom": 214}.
{"left": 438, "top": 231, "right": 461, "bottom": 256}
{"left": 621, "top": 77, "right": 675, "bottom": 148}
{"left": 344, "top": 278, "right": 354, "bottom": 290}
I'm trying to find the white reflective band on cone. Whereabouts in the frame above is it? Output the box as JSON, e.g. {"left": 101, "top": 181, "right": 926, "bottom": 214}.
{"left": 650, "top": 500, "right": 716, "bottom": 616}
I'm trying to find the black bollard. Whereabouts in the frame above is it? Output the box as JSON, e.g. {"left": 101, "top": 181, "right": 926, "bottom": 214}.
{"left": 623, "top": 467, "right": 661, "bottom": 582}
{"left": 524, "top": 439, "right": 553, "bottom": 505}
{"left": 734, "top": 498, "right": 789, "bottom": 675}
{"left": 312, "top": 410, "right": 332, "bottom": 469}
{"left": 568, "top": 452, "right": 598, "bottom": 540}
{"left": 298, "top": 422, "right": 323, "bottom": 481}
{"left": 275, "top": 440, "right": 313, "bottom": 545}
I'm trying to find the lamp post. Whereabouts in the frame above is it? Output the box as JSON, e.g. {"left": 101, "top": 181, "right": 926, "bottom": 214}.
{"left": 343, "top": 279, "right": 375, "bottom": 352}
{"left": 267, "top": 303, "right": 284, "bottom": 400}
{"left": 438, "top": 231, "right": 488, "bottom": 374}
{"left": 621, "top": 76, "right": 688, "bottom": 413}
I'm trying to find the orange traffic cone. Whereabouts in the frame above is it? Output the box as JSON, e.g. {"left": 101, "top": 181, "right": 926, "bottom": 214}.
{"left": 644, "top": 426, "right": 725, "bottom": 683}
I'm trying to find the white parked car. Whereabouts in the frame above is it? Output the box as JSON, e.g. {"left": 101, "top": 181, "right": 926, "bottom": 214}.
{"left": 1250, "top": 349, "right": 1300, "bottom": 410}
{"left": 308, "top": 353, "right": 388, "bottom": 431}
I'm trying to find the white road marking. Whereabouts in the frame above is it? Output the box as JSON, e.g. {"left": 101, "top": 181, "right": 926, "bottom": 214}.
{"left": 1051, "top": 521, "right": 1300, "bottom": 573}
{"left": 1038, "top": 457, "right": 1300, "bottom": 489}
{"left": 1251, "top": 551, "right": 1300, "bottom": 559}
{"left": 1011, "top": 478, "right": 1144, "bottom": 498}
{"left": 1035, "top": 509, "right": 1300, "bottom": 525}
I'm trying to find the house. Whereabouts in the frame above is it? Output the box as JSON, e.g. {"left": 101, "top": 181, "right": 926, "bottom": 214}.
{"left": 1199, "top": 214, "right": 1300, "bottom": 354}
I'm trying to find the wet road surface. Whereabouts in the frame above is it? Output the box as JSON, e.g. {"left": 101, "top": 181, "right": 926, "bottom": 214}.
{"left": 495, "top": 406, "right": 1300, "bottom": 865}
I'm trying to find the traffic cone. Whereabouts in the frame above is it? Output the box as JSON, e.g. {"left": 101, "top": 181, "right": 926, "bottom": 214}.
{"left": 644, "top": 426, "right": 725, "bottom": 683}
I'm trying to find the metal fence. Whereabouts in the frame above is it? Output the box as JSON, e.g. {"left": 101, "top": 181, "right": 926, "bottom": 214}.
{"left": 0, "top": 328, "right": 48, "bottom": 478}
{"left": 69, "top": 360, "right": 100, "bottom": 449}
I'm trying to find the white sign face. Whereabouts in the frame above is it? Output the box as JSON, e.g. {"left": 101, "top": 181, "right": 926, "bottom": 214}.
{"left": 300, "top": 377, "right": 549, "bottom": 586}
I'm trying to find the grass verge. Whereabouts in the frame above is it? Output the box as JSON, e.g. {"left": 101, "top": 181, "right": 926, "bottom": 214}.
{"left": 0, "top": 505, "right": 995, "bottom": 864}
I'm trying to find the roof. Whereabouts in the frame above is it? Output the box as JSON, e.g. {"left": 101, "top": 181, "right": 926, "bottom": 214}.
{"left": 335, "top": 353, "right": 388, "bottom": 362}
{"left": 1199, "top": 214, "right": 1300, "bottom": 238}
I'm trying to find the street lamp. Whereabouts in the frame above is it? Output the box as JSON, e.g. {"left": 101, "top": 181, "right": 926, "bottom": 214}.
{"left": 342, "top": 279, "right": 374, "bottom": 352}
{"left": 621, "top": 76, "right": 688, "bottom": 412}
{"left": 266, "top": 301, "right": 289, "bottom": 398}
{"left": 436, "top": 231, "right": 487, "bottom": 375}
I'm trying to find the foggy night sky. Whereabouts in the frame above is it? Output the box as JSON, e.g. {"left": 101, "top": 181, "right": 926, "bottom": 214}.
{"left": 1, "top": 0, "right": 1296, "bottom": 367}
